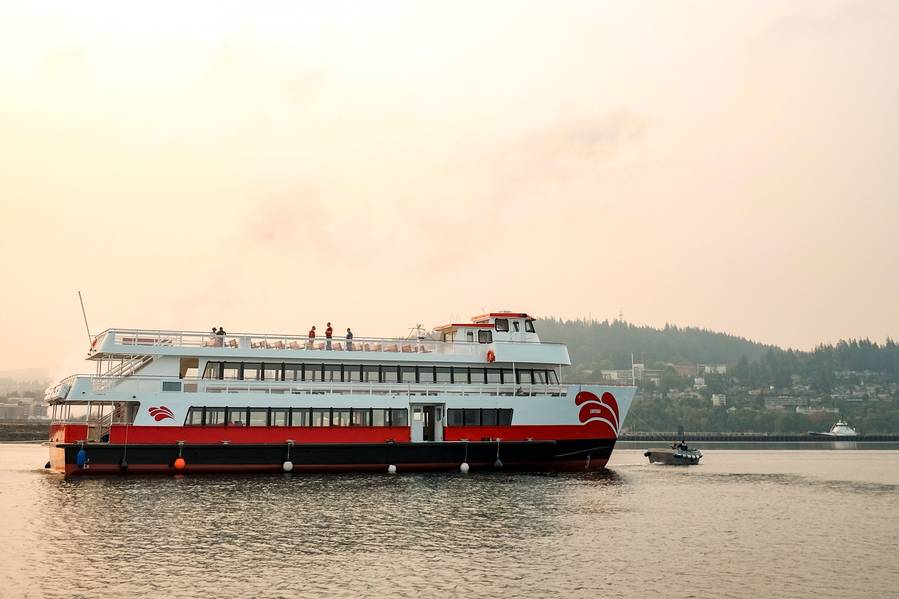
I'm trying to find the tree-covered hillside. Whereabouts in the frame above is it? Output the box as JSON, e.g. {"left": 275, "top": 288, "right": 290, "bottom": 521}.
{"left": 537, "top": 318, "right": 773, "bottom": 373}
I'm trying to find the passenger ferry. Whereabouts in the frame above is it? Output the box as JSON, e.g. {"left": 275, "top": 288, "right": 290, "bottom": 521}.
{"left": 45, "top": 312, "right": 636, "bottom": 476}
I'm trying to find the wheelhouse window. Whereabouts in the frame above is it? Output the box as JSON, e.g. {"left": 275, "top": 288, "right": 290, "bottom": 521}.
{"left": 466, "top": 331, "right": 474, "bottom": 342}
{"left": 548, "top": 370, "right": 559, "bottom": 384}
{"left": 494, "top": 318, "right": 509, "bottom": 332}
{"left": 517, "top": 369, "right": 533, "bottom": 384}
{"left": 525, "top": 320, "right": 535, "bottom": 333}
{"left": 534, "top": 370, "right": 547, "bottom": 384}
{"left": 512, "top": 320, "right": 520, "bottom": 332}
{"left": 248, "top": 408, "right": 268, "bottom": 426}
{"left": 478, "top": 330, "right": 493, "bottom": 343}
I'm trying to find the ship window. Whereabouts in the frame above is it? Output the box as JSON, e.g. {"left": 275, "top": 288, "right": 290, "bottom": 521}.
{"left": 304, "top": 364, "right": 323, "bottom": 382}
{"left": 185, "top": 407, "right": 204, "bottom": 426}
{"left": 501, "top": 369, "right": 513, "bottom": 384}
{"left": 463, "top": 408, "right": 481, "bottom": 426}
{"left": 242, "top": 363, "right": 261, "bottom": 381}
{"left": 470, "top": 368, "right": 486, "bottom": 384}
{"left": 453, "top": 367, "right": 469, "bottom": 384}
{"left": 498, "top": 409, "right": 513, "bottom": 426}
{"left": 512, "top": 321, "right": 520, "bottom": 332}
{"left": 534, "top": 370, "right": 547, "bottom": 384}
{"left": 222, "top": 362, "right": 240, "bottom": 380}
{"left": 352, "top": 408, "right": 371, "bottom": 426}
{"left": 446, "top": 409, "right": 463, "bottom": 426}
{"left": 548, "top": 370, "right": 559, "bottom": 384}
{"left": 418, "top": 366, "right": 435, "bottom": 384}
{"left": 478, "top": 330, "right": 493, "bottom": 343}
{"left": 442, "top": 331, "right": 453, "bottom": 342}
{"left": 284, "top": 364, "right": 299, "bottom": 382}
{"left": 202, "top": 361, "right": 221, "bottom": 379}
{"left": 227, "top": 407, "right": 247, "bottom": 426}
{"left": 517, "top": 369, "right": 533, "bottom": 384}
{"left": 180, "top": 357, "right": 199, "bottom": 379}
{"left": 332, "top": 409, "right": 350, "bottom": 427}
{"left": 311, "top": 409, "right": 330, "bottom": 427}
{"left": 271, "top": 409, "right": 289, "bottom": 426}
{"left": 494, "top": 318, "right": 509, "bottom": 332}
{"left": 363, "top": 365, "right": 380, "bottom": 383}
{"left": 292, "top": 408, "right": 310, "bottom": 427}
{"left": 481, "top": 408, "right": 498, "bottom": 426}
{"left": 383, "top": 365, "right": 399, "bottom": 383}
{"left": 525, "top": 320, "right": 535, "bottom": 333}
{"left": 206, "top": 408, "right": 226, "bottom": 426}
{"left": 162, "top": 381, "right": 182, "bottom": 392}
{"left": 249, "top": 408, "right": 268, "bottom": 426}
{"left": 400, "top": 366, "right": 416, "bottom": 383}
{"left": 390, "top": 408, "right": 408, "bottom": 427}
{"left": 486, "top": 369, "right": 501, "bottom": 384}
{"left": 435, "top": 367, "right": 452, "bottom": 383}
{"left": 263, "top": 363, "right": 282, "bottom": 381}
{"left": 373, "top": 408, "right": 388, "bottom": 426}
{"left": 325, "top": 364, "right": 342, "bottom": 382}
{"left": 466, "top": 331, "right": 474, "bottom": 342}
{"left": 346, "top": 364, "right": 362, "bottom": 383}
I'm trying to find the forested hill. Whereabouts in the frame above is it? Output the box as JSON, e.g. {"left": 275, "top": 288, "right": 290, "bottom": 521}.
{"left": 536, "top": 318, "right": 774, "bottom": 370}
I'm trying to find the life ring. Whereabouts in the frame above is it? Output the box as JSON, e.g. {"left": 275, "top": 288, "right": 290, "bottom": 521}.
{"left": 486, "top": 350, "right": 496, "bottom": 363}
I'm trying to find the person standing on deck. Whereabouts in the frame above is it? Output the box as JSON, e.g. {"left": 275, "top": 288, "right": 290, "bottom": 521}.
{"left": 308, "top": 325, "right": 316, "bottom": 349}
{"left": 346, "top": 327, "right": 354, "bottom": 351}
{"left": 325, "top": 322, "right": 333, "bottom": 350}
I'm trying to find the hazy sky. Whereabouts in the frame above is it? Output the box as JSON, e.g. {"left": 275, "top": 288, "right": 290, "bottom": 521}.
{"left": 1, "top": 1, "right": 898, "bottom": 375}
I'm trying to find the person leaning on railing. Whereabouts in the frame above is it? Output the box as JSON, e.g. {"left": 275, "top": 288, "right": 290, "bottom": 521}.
{"left": 346, "top": 328, "right": 354, "bottom": 351}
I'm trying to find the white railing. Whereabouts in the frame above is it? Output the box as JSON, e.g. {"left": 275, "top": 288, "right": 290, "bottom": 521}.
{"left": 59, "top": 374, "right": 583, "bottom": 398}
{"left": 95, "top": 328, "right": 564, "bottom": 357}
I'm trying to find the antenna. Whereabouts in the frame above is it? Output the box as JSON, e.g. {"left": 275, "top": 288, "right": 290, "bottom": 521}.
{"left": 78, "top": 291, "right": 93, "bottom": 347}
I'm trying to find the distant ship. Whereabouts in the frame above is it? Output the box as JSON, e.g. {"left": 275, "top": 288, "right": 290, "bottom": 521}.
{"left": 809, "top": 420, "right": 858, "bottom": 437}
{"left": 44, "top": 311, "right": 637, "bottom": 476}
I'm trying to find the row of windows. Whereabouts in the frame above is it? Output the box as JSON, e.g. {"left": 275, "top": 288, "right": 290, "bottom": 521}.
{"left": 446, "top": 408, "right": 513, "bottom": 426}
{"left": 494, "top": 318, "right": 535, "bottom": 333}
{"left": 200, "top": 362, "right": 560, "bottom": 385}
{"left": 184, "top": 406, "right": 410, "bottom": 427}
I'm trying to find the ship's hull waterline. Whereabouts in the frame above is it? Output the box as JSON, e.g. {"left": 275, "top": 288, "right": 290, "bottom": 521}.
{"left": 51, "top": 438, "right": 616, "bottom": 476}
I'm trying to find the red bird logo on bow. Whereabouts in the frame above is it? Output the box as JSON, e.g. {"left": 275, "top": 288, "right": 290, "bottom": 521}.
{"left": 148, "top": 406, "right": 175, "bottom": 422}
{"left": 575, "top": 391, "right": 620, "bottom": 437}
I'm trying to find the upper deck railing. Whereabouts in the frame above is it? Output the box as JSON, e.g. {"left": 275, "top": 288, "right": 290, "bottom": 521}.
{"left": 91, "top": 328, "right": 563, "bottom": 358}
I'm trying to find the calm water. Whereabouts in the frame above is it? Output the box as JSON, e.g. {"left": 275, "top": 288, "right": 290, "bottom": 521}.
{"left": 1, "top": 444, "right": 897, "bottom": 599}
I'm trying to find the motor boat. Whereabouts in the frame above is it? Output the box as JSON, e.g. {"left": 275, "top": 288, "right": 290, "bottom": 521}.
{"left": 644, "top": 441, "right": 702, "bottom": 465}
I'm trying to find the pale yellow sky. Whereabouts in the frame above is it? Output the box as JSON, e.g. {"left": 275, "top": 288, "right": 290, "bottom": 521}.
{"left": 1, "top": 1, "right": 897, "bottom": 375}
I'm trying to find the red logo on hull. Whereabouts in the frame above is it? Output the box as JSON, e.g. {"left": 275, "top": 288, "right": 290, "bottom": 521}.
{"left": 575, "top": 391, "right": 620, "bottom": 437}
{"left": 149, "top": 406, "right": 175, "bottom": 422}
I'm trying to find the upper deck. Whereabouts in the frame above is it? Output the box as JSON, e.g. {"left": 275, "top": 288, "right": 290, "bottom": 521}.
{"left": 88, "top": 326, "right": 570, "bottom": 367}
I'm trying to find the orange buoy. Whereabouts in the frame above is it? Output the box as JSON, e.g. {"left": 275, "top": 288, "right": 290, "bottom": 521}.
{"left": 173, "top": 457, "right": 186, "bottom": 470}
{"left": 486, "top": 350, "right": 496, "bottom": 363}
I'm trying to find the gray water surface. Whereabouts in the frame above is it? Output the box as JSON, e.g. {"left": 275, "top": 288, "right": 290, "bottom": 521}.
{"left": 1, "top": 444, "right": 897, "bottom": 598}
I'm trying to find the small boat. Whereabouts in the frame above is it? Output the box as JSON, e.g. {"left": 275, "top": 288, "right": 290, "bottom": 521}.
{"left": 644, "top": 442, "right": 702, "bottom": 465}
{"left": 809, "top": 420, "right": 858, "bottom": 437}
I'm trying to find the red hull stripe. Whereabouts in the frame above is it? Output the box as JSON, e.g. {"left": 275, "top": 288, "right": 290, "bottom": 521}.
{"left": 95, "top": 423, "right": 617, "bottom": 445}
